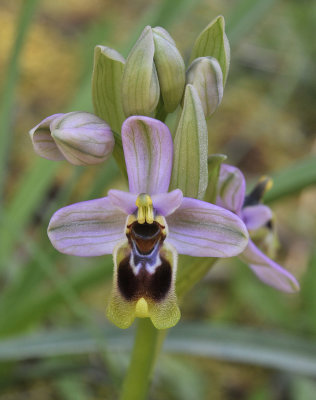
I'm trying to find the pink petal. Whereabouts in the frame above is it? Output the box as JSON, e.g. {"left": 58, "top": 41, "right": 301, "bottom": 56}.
{"left": 108, "top": 190, "right": 138, "bottom": 214}
{"left": 240, "top": 240, "right": 300, "bottom": 293}
{"left": 166, "top": 197, "right": 248, "bottom": 257}
{"left": 108, "top": 189, "right": 183, "bottom": 217}
{"left": 47, "top": 197, "right": 126, "bottom": 256}
{"left": 122, "top": 116, "right": 173, "bottom": 195}
{"left": 242, "top": 205, "right": 273, "bottom": 231}
{"left": 29, "top": 114, "right": 65, "bottom": 160}
{"left": 217, "top": 164, "right": 246, "bottom": 214}
{"left": 152, "top": 189, "right": 183, "bottom": 216}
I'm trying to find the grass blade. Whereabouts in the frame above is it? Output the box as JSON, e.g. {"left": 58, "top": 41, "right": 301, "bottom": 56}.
{"left": 1, "top": 323, "right": 316, "bottom": 378}
{"left": 264, "top": 156, "right": 316, "bottom": 203}
{"left": 0, "top": 0, "right": 40, "bottom": 204}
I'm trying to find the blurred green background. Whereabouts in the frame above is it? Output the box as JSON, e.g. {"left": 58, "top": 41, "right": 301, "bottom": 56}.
{"left": 0, "top": 0, "right": 315, "bottom": 399}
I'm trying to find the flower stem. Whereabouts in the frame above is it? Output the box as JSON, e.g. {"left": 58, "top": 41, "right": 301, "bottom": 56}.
{"left": 120, "top": 318, "right": 166, "bottom": 400}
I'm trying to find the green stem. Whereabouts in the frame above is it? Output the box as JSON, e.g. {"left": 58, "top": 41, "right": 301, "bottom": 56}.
{"left": 120, "top": 319, "right": 166, "bottom": 400}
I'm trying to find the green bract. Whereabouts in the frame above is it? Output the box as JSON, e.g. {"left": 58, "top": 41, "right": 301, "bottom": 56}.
{"left": 204, "top": 154, "right": 227, "bottom": 203}
{"left": 170, "top": 84, "right": 208, "bottom": 199}
{"left": 92, "top": 46, "right": 125, "bottom": 134}
{"left": 190, "top": 15, "right": 230, "bottom": 86}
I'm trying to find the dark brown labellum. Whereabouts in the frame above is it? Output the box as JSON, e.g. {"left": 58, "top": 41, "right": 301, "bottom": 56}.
{"left": 117, "top": 254, "right": 172, "bottom": 301}
{"left": 117, "top": 220, "right": 171, "bottom": 302}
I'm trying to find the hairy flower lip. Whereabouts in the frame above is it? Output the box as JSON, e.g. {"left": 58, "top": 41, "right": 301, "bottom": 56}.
{"left": 217, "top": 163, "right": 300, "bottom": 293}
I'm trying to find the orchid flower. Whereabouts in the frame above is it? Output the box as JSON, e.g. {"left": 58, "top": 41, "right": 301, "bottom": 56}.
{"left": 47, "top": 116, "right": 249, "bottom": 329}
{"left": 217, "top": 164, "right": 299, "bottom": 293}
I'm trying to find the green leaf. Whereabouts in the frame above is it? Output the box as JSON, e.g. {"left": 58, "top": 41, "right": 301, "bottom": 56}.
{"left": 204, "top": 154, "right": 227, "bottom": 203}
{"left": 92, "top": 46, "right": 125, "bottom": 134}
{"left": 166, "top": 323, "right": 316, "bottom": 377}
{"left": 0, "top": 0, "right": 40, "bottom": 204}
{"left": 0, "top": 159, "right": 60, "bottom": 269}
{"left": 263, "top": 156, "right": 316, "bottom": 203}
{"left": 190, "top": 15, "right": 230, "bottom": 85}
{"left": 122, "top": 26, "right": 160, "bottom": 117}
{"left": 170, "top": 84, "right": 208, "bottom": 199}
{"left": 2, "top": 323, "right": 316, "bottom": 378}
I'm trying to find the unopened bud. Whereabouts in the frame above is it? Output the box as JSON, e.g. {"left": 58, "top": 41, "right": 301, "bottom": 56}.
{"left": 153, "top": 27, "right": 185, "bottom": 113}
{"left": 29, "top": 112, "right": 114, "bottom": 166}
{"left": 122, "top": 26, "right": 160, "bottom": 117}
{"left": 186, "top": 57, "right": 223, "bottom": 118}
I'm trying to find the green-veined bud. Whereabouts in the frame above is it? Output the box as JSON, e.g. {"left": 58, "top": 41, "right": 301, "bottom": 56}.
{"left": 29, "top": 112, "right": 114, "bottom": 166}
{"left": 190, "top": 15, "right": 230, "bottom": 86}
{"left": 152, "top": 27, "right": 185, "bottom": 113}
{"left": 122, "top": 26, "right": 160, "bottom": 117}
{"left": 92, "top": 46, "right": 125, "bottom": 134}
{"left": 187, "top": 57, "right": 223, "bottom": 118}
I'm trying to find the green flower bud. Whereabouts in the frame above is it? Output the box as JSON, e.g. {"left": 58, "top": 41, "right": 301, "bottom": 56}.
{"left": 92, "top": 46, "right": 125, "bottom": 134}
{"left": 29, "top": 112, "right": 114, "bottom": 166}
{"left": 190, "top": 15, "right": 230, "bottom": 86}
{"left": 186, "top": 56, "right": 223, "bottom": 118}
{"left": 122, "top": 26, "right": 160, "bottom": 117}
{"left": 152, "top": 27, "right": 185, "bottom": 113}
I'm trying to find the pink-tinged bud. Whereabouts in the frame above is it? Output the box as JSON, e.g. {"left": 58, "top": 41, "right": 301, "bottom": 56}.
{"left": 29, "top": 112, "right": 114, "bottom": 166}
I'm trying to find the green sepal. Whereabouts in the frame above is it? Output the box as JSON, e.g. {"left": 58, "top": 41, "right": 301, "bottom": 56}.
{"left": 204, "top": 154, "right": 227, "bottom": 204}
{"left": 122, "top": 26, "right": 160, "bottom": 117}
{"left": 112, "top": 131, "right": 127, "bottom": 179}
{"left": 92, "top": 46, "right": 125, "bottom": 134}
{"left": 170, "top": 84, "right": 208, "bottom": 199}
{"left": 153, "top": 27, "right": 185, "bottom": 113}
{"left": 190, "top": 15, "right": 230, "bottom": 86}
{"left": 186, "top": 57, "right": 223, "bottom": 119}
